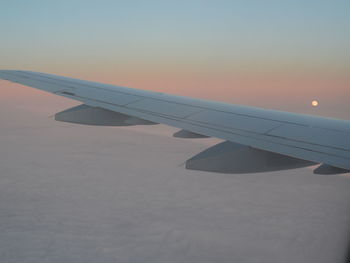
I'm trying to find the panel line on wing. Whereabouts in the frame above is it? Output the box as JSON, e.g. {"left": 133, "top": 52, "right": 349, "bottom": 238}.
{"left": 11, "top": 71, "right": 78, "bottom": 90}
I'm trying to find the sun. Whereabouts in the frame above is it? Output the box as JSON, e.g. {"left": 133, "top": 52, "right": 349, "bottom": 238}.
{"left": 311, "top": 100, "right": 319, "bottom": 107}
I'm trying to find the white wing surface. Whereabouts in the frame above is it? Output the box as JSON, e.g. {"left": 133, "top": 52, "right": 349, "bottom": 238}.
{"left": 1, "top": 70, "right": 349, "bottom": 170}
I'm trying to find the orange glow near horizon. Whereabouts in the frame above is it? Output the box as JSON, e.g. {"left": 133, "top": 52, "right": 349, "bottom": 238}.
{"left": 1, "top": 69, "right": 349, "bottom": 120}
{"left": 1, "top": 2, "right": 349, "bottom": 119}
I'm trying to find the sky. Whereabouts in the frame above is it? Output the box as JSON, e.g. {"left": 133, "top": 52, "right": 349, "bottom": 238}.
{"left": 1, "top": 3, "right": 350, "bottom": 261}
{"left": 1, "top": 0, "right": 349, "bottom": 118}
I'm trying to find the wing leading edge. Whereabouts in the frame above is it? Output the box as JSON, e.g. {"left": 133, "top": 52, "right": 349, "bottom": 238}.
{"left": 0, "top": 70, "right": 349, "bottom": 170}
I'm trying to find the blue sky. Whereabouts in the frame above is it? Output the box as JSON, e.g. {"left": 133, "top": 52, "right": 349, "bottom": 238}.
{"left": 1, "top": 0, "right": 349, "bottom": 68}
{"left": 1, "top": 0, "right": 349, "bottom": 118}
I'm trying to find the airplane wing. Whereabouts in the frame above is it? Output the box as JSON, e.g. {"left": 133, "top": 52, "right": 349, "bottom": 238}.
{"left": 0, "top": 70, "right": 349, "bottom": 170}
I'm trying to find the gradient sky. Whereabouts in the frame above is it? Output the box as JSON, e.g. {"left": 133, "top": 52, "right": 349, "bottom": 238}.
{"left": 1, "top": 0, "right": 349, "bottom": 118}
